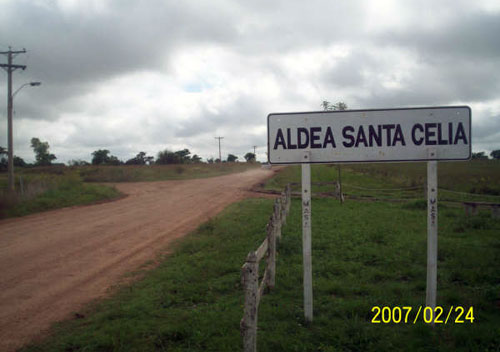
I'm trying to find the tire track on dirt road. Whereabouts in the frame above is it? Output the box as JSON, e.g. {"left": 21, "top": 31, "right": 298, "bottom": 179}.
{"left": 0, "top": 168, "right": 274, "bottom": 351}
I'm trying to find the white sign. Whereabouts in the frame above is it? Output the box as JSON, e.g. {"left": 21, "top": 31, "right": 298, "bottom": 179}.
{"left": 268, "top": 106, "right": 471, "bottom": 164}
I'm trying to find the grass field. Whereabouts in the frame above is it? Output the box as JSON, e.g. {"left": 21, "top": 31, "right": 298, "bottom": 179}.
{"left": 0, "top": 162, "right": 259, "bottom": 219}
{"left": 21, "top": 163, "right": 500, "bottom": 352}
{"left": 77, "top": 163, "right": 259, "bottom": 182}
{"left": 265, "top": 160, "right": 500, "bottom": 203}
{"left": 0, "top": 173, "right": 121, "bottom": 219}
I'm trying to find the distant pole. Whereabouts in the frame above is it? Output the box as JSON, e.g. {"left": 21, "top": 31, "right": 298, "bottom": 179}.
{"left": 253, "top": 145, "right": 257, "bottom": 155}
{"left": 215, "top": 136, "right": 224, "bottom": 162}
{"left": 1, "top": 47, "right": 27, "bottom": 193}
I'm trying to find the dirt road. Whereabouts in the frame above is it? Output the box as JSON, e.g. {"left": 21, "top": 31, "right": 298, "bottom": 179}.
{"left": 0, "top": 168, "right": 274, "bottom": 351}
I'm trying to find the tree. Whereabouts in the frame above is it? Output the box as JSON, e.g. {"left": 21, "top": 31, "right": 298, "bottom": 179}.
{"left": 91, "top": 149, "right": 122, "bottom": 165}
{"left": 490, "top": 150, "right": 500, "bottom": 160}
{"left": 472, "top": 152, "right": 488, "bottom": 160}
{"left": 321, "top": 100, "right": 348, "bottom": 111}
{"left": 244, "top": 152, "right": 256, "bottom": 162}
{"left": 174, "top": 149, "right": 191, "bottom": 163}
{"left": 107, "top": 155, "right": 122, "bottom": 165}
{"left": 227, "top": 154, "right": 238, "bottom": 162}
{"left": 31, "top": 137, "right": 57, "bottom": 166}
{"left": 0, "top": 147, "right": 27, "bottom": 170}
{"left": 157, "top": 149, "right": 193, "bottom": 164}
{"left": 206, "top": 157, "right": 214, "bottom": 164}
{"left": 13, "top": 156, "right": 27, "bottom": 167}
{"left": 191, "top": 154, "right": 202, "bottom": 163}
{"left": 68, "top": 159, "right": 90, "bottom": 166}
{"left": 0, "top": 147, "right": 7, "bottom": 171}
{"left": 156, "top": 149, "right": 179, "bottom": 164}
{"left": 92, "top": 149, "right": 111, "bottom": 165}
{"left": 125, "top": 151, "right": 153, "bottom": 165}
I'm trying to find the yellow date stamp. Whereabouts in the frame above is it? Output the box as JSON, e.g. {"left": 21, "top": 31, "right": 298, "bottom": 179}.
{"left": 370, "top": 306, "right": 474, "bottom": 324}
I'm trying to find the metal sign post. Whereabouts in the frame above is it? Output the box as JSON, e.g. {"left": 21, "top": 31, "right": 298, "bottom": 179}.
{"left": 426, "top": 149, "right": 438, "bottom": 323}
{"left": 302, "top": 152, "right": 313, "bottom": 322}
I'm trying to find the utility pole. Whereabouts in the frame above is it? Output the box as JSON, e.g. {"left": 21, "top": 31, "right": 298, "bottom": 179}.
{"left": 252, "top": 145, "right": 257, "bottom": 156}
{"left": 1, "top": 47, "right": 27, "bottom": 193}
{"left": 214, "top": 136, "right": 224, "bottom": 162}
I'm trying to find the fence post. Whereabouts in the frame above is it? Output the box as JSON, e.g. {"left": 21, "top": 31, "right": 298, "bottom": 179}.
{"left": 287, "top": 184, "right": 291, "bottom": 212}
{"left": 281, "top": 192, "right": 287, "bottom": 225}
{"left": 274, "top": 198, "right": 282, "bottom": 240}
{"left": 241, "top": 251, "right": 258, "bottom": 352}
{"left": 266, "top": 221, "right": 276, "bottom": 289}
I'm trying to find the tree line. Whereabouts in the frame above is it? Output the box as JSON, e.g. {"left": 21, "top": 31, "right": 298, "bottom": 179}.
{"left": 0, "top": 138, "right": 258, "bottom": 170}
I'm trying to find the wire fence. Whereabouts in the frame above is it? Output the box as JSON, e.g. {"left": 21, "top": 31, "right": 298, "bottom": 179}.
{"left": 281, "top": 181, "right": 500, "bottom": 204}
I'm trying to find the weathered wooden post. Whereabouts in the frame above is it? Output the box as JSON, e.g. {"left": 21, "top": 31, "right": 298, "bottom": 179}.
{"left": 285, "top": 184, "right": 291, "bottom": 215}
{"left": 266, "top": 221, "right": 276, "bottom": 289}
{"left": 241, "top": 251, "right": 258, "bottom": 352}
{"left": 274, "top": 198, "right": 282, "bottom": 240}
{"left": 281, "top": 191, "right": 287, "bottom": 225}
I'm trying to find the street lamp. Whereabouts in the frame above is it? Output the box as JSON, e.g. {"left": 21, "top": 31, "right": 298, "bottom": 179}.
{"left": 6, "top": 81, "right": 41, "bottom": 192}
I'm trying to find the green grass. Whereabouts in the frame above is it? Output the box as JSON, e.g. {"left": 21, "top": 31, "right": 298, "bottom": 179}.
{"left": 259, "top": 199, "right": 499, "bottom": 351}
{"left": 21, "top": 195, "right": 500, "bottom": 351}
{"left": 266, "top": 160, "right": 500, "bottom": 203}
{"left": 0, "top": 173, "right": 121, "bottom": 219}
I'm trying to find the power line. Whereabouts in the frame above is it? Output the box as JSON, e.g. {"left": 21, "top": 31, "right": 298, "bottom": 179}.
{"left": 214, "top": 136, "right": 224, "bottom": 162}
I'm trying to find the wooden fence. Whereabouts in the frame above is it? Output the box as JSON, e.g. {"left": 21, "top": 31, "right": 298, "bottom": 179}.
{"left": 240, "top": 184, "right": 291, "bottom": 352}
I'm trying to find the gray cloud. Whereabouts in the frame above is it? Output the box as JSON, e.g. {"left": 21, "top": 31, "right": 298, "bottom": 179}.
{"left": 378, "top": 11, "right": 500, "bottom": 62}
{"left": 1, "top": 0, "right": 499, "bottom": 161}
{"left": 175, "top": 94, "right": 266, "bottom": 138}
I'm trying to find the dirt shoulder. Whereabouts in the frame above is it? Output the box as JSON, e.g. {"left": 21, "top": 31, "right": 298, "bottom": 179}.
{"left": 0, "top": 167, "right": 275, "bottom": 352}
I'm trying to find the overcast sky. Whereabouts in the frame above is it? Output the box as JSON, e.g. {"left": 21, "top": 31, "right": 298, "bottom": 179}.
{"left": 1, "top": 0, "right": 499, "bottom": 163}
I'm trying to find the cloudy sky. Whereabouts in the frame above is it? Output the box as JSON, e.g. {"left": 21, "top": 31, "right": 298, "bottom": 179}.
{"left": 1, "top": 0, "right": 499, "bottom": 163}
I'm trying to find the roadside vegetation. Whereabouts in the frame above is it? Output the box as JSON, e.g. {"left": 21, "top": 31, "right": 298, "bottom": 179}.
{"left": 0, "top": 162, "right": 260, "bottom": 219}
{"left": 1, "top": 137, "right": 261, "bottom": 219}
{"left": 0, "top": 170, "right": 121, "bottom": 219}
{"left": 78, "top": 162, "right": 259, "bottom": 182}
{"left": 21, "top": 161, "right": 500, "bottom": 351}
{"left": 265, "top": 160, "right": 500, "bottom": 203}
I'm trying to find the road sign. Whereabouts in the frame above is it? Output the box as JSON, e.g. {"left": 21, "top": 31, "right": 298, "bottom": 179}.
{"left": 268, "top": 106, "right": 471, "bottom": 164}
{"left": 267, "top": 105, "right": 472, "bottom": 323}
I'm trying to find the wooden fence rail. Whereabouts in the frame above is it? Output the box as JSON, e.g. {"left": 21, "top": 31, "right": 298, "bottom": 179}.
{"left": 240, "top": 184, "right": 291, "bottom": 352}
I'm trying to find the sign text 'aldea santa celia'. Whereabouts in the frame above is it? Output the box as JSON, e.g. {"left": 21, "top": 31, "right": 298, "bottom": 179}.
{"left": 267, "top": 106, "right": 471, "bottom": 164}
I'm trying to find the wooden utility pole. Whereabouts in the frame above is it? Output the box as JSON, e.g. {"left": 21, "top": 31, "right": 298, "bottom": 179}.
{"left": 1, "top": 47, "right": 27, "bottom": 193}
{"left": 253, "top": 145, "right": 257, "bottom": 155}
{"left": 214, "top": 136, "right": 224, "bottom": 162}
